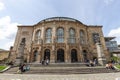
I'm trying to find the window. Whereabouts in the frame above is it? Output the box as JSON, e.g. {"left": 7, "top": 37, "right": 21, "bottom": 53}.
{"left": 35, "top": 30, "right": 41, "bottom": 44}
{"left": 57, "top": 28, "right": 64, "bottom": 43}
{"left": 45, "top": 28, "right": 52, "bottom": 43}
{"left": 69, "top": 28, "right": 75, "bottom": 43}
{"left": 80, "top": 30, "right": 85, "bottom": 44}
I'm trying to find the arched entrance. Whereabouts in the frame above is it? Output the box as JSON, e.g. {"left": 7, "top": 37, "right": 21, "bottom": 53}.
{"left": 57, "top": 49, "right": 64, "bottom": 62}
{"left": 83, "top": 50, "right": 88, "bottom": 62}
{"left": 33, "top": 50, "right": 38, "bottom": 62}
{"left": 44, "top": 49, "right": 50, "bottom": 60}
{"left": 71, "top": 49, "right": 78, "bottom": 62}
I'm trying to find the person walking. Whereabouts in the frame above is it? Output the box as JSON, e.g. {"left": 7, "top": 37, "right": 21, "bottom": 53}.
{"left": 46, "top": 59, "right": 49, "bottom": 65}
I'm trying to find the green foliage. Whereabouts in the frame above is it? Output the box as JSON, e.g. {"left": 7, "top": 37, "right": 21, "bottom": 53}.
{"left": 0, "top": 66, "right": 7, "bottom": 71}
{"left": 111, "top": 56, "right": 120, "bottom": 63}
{"left": 115, "top": 65, "right": 120, "bottom": 69}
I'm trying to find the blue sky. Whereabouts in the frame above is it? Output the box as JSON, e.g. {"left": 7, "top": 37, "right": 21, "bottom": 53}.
{"left": 0, "top": 0, "right": 120, "bottom": 50}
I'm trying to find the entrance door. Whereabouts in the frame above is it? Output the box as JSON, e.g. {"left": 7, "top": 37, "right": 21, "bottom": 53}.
{"left": 44, "top": 49, "right": 50, "bottom": 60}
{"left": 71, "top": 49, "right": 78, "bottom": 62}
{"left": 83, "top": 50, "right": 88, "bottom": 62}
{"left": 33, "top": 50, "right": 38, "bottom": 62}
{"left": 57, "top": 49, "right": 64, "bottom": 62}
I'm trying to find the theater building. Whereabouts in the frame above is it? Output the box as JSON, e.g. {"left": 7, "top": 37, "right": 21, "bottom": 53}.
{"left": 11, "top": 17, "right": 109, "bottom": 63}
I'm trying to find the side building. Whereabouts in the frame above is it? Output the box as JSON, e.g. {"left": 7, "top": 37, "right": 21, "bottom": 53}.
{"left": 0, "top": 49, "right": 9, "bottom": 63}
{"left": 11, "top": 17, "right": 108, "bottom": 64}
{"left": 105, "top": 37, "right": 120, "bottom": 58}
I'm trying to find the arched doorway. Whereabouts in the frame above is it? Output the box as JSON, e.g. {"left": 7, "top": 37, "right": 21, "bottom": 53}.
{"left": 44, "top": 49, "right": 50, "bottom": 60}
{"left": 71, "top": 49, "right": 78, "bottom": 62}
{"left": 57, "top": 49, "right": 64, "bottom": 62}
{"left": 33, "top": 50, "right": 38, "bottom": 62}
{"left": 83, "top": 50, "right": 88, "bottom": 62}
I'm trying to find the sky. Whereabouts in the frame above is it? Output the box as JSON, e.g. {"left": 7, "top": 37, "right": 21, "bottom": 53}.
{"left": 0, "top": 0, "right": 120, "bottom": 50}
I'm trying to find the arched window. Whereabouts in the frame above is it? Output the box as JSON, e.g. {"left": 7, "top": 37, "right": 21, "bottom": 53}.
{"left": 35, "top": 30, "right": 41, "bottom": 44}
{"left": 80, "top": 30, "right": 85, "bottom": 44}
{"left": 69, "top": 28, "right": 75, "bottom": 43}
{"left": 45, "top": 28, "right": 52, "bottom": 43}
{"left": 57, "top": 28, "right": 64, "bottom": 43}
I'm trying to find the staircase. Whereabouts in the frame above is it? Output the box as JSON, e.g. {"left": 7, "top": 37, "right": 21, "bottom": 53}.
{"left": 24, "top": 67, "right": 118, "bottom": 74}
{"left": 27, "top": 63, "right": 89, "bottom": 67}
{"left": 4, "top": 63, "right": 119, "bottom": 74}
{"left": 4, "top": 67, "right": 19, "bottom": 74}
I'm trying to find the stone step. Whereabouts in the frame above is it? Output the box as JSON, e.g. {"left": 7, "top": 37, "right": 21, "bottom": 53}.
{"left": 27, "top": 63, "right": 89, "bottom": 67}
{"left": 4, "top": 66, "right": 119, "bottom": 74}
{"left": 4, "top": 67, "right": 19, "bottom": 73}
{"left": 24, "top": 67, "right": 118, "bottom": 74}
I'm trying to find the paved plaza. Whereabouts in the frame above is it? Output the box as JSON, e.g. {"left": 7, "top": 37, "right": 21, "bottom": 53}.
{"left": 0, "top": 72, "right": 120, "bottom": 80}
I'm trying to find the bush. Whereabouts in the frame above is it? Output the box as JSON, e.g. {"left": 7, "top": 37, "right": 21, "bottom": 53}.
{"left": 111, "top": 56, "right": 120, "bottom": 63}
{"left": 115, "top": 64, "right": 120, "bottom": 69}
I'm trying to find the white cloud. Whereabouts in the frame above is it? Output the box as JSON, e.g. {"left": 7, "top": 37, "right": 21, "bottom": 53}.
{"left": 103, "top": 0, "right": 114, "bottom": 5}
{"left": 0, "top": 16, "right": 19, "bottom": 50}
{"left": 0, "top": 2, "right": 5, "bottom": 11}
{"left": 108, "top": 27, "right": 120, "bottom": 44}
{"left": 108, "top": 27, "right": 120, "bottom": 37}
{"left": 0, "top": 16, "right": 18, "bottom": 39}
{"left": 4, "top": 41, "right": 14, "bottom": 50}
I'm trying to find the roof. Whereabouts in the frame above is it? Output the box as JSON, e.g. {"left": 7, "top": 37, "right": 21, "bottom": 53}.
{"left": 17, "top": 17, "right": 103, "bottom": 27}
{"left": 112, "top": 49, "right": 120, "bottom": 53}
{"left": 104, "top": 37, "right": 116, "bottom": 41}
{"left": 37, "top": 17, "right": 83, "bottom": 25}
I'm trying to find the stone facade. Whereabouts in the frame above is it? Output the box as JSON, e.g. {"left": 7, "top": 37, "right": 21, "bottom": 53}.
{"left": 0, "top": 50, "right": 9, "bottom": 61}
{"left": 12, "top": 17, "right": 108, "bottom": 63}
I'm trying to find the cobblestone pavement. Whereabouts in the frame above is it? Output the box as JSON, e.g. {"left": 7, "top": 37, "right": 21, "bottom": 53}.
{"left": 0, "top": 72, "right": 120, "bottom": 80}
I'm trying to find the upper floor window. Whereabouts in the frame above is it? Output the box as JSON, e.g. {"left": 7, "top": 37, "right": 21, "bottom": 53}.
{"left": 45, "top": 28, "right": 52, "bottom": 43}
{"left": 57, "top": 27, "right": 64, "bottom": 43}
{"left": 80, "top": 30, "right": 85, "bottom": 44}
{"left": 35, "top": 30, "right": 41, "bottom": 44}
{"left": 69, "top": 28, "right": 75, "bottom": 43}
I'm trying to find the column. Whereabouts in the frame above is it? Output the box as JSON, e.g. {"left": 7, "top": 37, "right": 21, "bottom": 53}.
{"left": 65, "top": 27, "right": 69, "bottom": 63}
{"left": 39, "top": 50, "right": 42, "bottom": 62}
{"left": 36, "top": 53, "right": 40, "bottom": 63}
{"left": 36, "top": 46, "right": 42, "bottom": 63}
{"left": 41, "top": 26, "right": 44, "bottom": 43}
{"left": 51, "top": 26, "right": 56, "bottom": 63}
{"left": 50, "top": 46, "right": 55, "bottom": 63}
{"left": 65, "top": 46, "right": 70, "bottom": 63}
{"left": 40, "top": 26, "right": 44, "bottom": 62}
{"left": 77, "top": 50, "right": 81, "bottom": 62}
{"left": 65, "top": 48, "right": 68, "bottom": 63}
